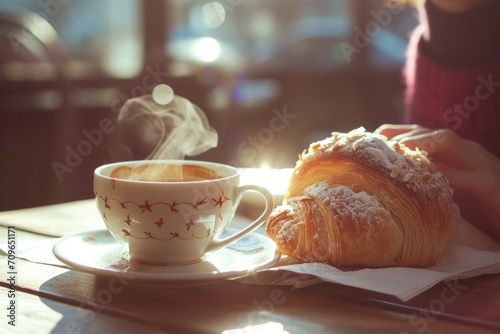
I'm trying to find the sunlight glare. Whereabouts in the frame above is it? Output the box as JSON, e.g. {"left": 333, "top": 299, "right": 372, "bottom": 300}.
{"left": 222, "top": 322, "right": 289, "bottom": 334}
{"left": 239, "top": 168, "right": 293, "bottom": 195}
{"left": 194, "top": 37, "right": 221, "bottom": 62}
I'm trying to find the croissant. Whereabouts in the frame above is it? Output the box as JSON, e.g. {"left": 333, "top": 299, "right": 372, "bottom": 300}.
{"left": 266, "top": 128, "right": 455, "bottom": 267}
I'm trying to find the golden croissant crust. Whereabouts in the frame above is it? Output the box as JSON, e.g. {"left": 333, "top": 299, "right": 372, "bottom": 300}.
{"left": 266, "top": 127, "right": 455, "bottom": 267}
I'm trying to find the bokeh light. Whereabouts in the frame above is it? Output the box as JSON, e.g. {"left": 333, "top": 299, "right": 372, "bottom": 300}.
{"left": 152, "top": 84, "right": 174, "bottom": 105}
{"left": 201, "top": 2, "right": 226, "bottom": 29}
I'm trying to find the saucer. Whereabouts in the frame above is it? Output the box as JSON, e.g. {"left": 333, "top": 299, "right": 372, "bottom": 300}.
{"left": 53, "top": 228, "right": 281, "bottom": 287}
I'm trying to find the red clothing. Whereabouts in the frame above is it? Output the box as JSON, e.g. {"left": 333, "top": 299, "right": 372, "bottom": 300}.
{"left": 405, "top": 2, "right": 500, "bottom": 158}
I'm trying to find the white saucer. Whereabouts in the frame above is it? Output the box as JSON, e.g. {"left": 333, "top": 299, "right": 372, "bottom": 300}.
{"left": 53, "top": 228, "right": 281, "bottom": 287}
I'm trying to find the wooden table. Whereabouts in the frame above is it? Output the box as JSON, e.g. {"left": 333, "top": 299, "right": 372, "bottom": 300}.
{"left": 1, "top": 201, "right": 499, "bottom": 334}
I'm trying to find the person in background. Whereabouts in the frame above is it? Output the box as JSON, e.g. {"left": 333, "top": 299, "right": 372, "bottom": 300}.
{"left": 376, "top": 0, "right": 500, "bottom": 241}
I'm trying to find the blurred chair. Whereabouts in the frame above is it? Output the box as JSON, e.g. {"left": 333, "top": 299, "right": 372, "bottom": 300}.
{"left": 0, "top": 7, "right": 70, "bottom": 72}
{"left": 0, "top": 7, "right": 76, "bottom": 210}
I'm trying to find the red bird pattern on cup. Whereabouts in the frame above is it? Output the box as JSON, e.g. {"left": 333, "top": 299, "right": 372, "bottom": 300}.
{"left": 95, "top": 191, "right": 231, "bottom": 241}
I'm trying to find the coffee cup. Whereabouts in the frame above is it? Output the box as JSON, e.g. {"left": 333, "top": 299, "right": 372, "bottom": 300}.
{"left": 94, "top": 160, "right": 274, "bottom": 265}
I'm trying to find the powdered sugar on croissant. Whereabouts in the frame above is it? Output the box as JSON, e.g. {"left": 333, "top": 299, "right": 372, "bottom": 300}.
{"left": 266, "top": 127, "right": 455, "bottom": 267}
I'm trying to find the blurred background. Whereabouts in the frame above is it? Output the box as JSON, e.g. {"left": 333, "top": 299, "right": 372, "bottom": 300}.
{"left": 0, "top": 0, "right": 419, "bottom": 210}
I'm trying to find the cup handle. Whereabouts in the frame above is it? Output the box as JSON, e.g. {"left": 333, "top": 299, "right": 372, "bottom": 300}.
{"left": 206, "top": 184, "right": 274, "bottom": 253}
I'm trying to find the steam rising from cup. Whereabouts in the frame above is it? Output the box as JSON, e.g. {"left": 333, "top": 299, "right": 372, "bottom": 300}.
{"left": 116, "top": 86, "right": 218, "bottom": 162}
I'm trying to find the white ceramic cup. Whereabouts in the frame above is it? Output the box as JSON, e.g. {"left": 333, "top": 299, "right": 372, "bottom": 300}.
{"left": 94, "top": 160, "right": 274, "bottom": 265}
